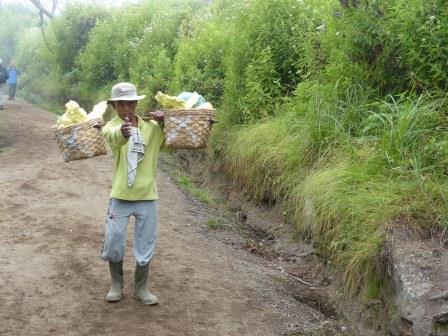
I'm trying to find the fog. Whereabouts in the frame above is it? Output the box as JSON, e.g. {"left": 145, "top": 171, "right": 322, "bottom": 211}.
{"left": 0, "top": 0, "right": 142, "bottom": 9}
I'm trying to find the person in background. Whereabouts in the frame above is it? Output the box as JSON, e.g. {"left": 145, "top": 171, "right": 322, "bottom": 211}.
{"left": 8, "top": 60, "right": 20, "bottom": 101}
{"left": 0, "top": 59, "right": 8, "bottom": 110}
{"left": 100, "top": 82, "right": 166, "bottom": 305}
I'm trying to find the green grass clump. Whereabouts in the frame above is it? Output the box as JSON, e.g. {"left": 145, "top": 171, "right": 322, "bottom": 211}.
{"left": 224, "top": 118, "right": 304, "bottom": 202}
{"left": 176, "top": 173, "right": 217, "bottom": 207}
{"left": 219, "top": 87, "right": 448, "bottom": 294}
{"left": 206, "top": 217, "right": 225, "bottom": 230}
{"left": 365, "top": 275, "right": 382, "bottom": 300}
{"left": 295, "top": 163, "right": 399, "bottom": 290}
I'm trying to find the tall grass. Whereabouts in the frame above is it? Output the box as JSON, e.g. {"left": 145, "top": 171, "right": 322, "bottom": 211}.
{"left": 221, "top": 85, "right": 448, "bottom": 293}
{"left": 224, "top": 117, "right": 309, "bottom": 203}
{"left": 361, "top": 95, "right": 448, "bottom": 175}
{"left": 296, "top": 164, "right": 400, "bottom": 290}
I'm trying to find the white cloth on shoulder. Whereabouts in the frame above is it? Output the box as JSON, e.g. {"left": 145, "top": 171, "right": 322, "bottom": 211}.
{"left": 127, "top": 127, "right": 145, "bottom": 187}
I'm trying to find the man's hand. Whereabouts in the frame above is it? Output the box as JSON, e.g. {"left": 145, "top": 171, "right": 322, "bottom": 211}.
{"left": 121, "top": 116, "right": 133, "bottom": 138}
{"left": 149, "top": 110, "right": 164, "bottom": 124}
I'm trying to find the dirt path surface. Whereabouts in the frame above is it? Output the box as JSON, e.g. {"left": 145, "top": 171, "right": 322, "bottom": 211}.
{"left": 0, "top": 100, "right": 344, "bottom": 336}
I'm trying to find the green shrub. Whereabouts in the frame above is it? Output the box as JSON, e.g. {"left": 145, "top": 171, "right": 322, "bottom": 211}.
{"left": 221, "top": 79, "right": 448, "bottom": 292}
{"left": 0, "top": 3, "right": 37, "bottom": 64}
{"left": 391, "top": 0, "right": 448, "bottom": 92}
{"left": 172, "top": 12, "right": 231, "bottom": 105}
{"left": 77, "top": 0, "right": 203, "bottom": 108}
{"left": 76, "top": 9, "right": 144, "bottom": 97}
{"left": 361, "top": 94, "right": 448, "bottom": 175}
{"left": 319, "top": 0, "right": 404, "bottom": 94}
{"left": 129, "top": 0, "right": 203, "bottom": 109}
{"left": 221, "top": 0, "right": 330, "bottom": 124}
{"left": 51, "top": 4, "right": 108, "bottom": 74}
{"left": 320, "top": 0, "right": 448, "bottom": 94}
{"left": 16, "top": 27, "right": 61, "bottom": 106}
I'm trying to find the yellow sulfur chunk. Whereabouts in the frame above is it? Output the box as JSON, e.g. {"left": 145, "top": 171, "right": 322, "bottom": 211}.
{"left": 56, "top": 100, "right": 88, "bottom": 127}
{"left": 155, "top": 91, "right": 186, "bottom": 109}
{"left": 87, "top": 101, "right": 108, "bottom": 120}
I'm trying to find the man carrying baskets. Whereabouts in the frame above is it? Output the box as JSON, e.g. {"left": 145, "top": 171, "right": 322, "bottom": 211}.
{"left": 100, "top": 82, "right": 165, "bottom": 305}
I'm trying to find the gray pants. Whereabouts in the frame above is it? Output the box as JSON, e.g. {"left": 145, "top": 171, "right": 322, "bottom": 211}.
{"left": 9, "top": 84, "right": 16, "bottom": 99}
{"left": 0, "top": 83, "right": 4, "bottom": 106}
{"left": 101, "top": 198, "right": 159, "bottom": 266}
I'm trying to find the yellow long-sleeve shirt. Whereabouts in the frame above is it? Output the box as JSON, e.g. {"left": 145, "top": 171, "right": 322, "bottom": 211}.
{"left": 102, "top": 115, "right": 165, "bottom": 201}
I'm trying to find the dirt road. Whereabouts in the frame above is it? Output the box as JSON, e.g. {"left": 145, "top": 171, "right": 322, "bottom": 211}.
{"left": 0, "top": 100, "right": 342, "bottom": 336}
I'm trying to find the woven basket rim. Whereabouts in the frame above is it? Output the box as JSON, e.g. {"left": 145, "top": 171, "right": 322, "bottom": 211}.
{"left": 163, "top": 109, "right": 215, "bottom": 115}
{"left": 53, "top": 118, "right": 103, "bottom": 134}
{"left": 162, "top": 108, "right": 215, "bottom": 111}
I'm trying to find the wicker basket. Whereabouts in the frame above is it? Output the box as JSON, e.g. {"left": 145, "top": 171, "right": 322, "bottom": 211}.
{"left": 52, "top": 118, "right": 107, "bottom": 162}
{"left": 162, "top": 109, "right": 216, "bottom": 149}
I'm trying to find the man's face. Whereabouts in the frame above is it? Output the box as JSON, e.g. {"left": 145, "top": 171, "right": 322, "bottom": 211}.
{"left": 114, "top": 100, "right": 137, "bottom": 120}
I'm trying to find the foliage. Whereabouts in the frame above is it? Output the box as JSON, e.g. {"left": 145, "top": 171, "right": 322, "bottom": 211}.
{"left": 171, "top": 5, "right": 232, "bottom": 106}
{"left": 15, "top": 27, "right": 61, "bottom": 106}
{"left": 221, "top": 0, "right": 330, "bottom": 124}
{"left": 77, "top": 0, "right": 203, "bottom": 108}
{"left": 49, "top": 4, "right": 109, "bottom": 103}
{"left": 360, "top": 94, "right": 448, "bottom": 174}
{"left": 206, "top": 217, "right": 225, "bottom": 230}
{"left": 390, "top": 0, "right": 448, "bottom": 92}
{"left": 75, "top": 8, "right": 145, "bottom": 102}
{"left": 176, "top": 172, "right": 217, "bottom": 206}
{"left": 51, "top": 4, "right": 108, "bottom": 74}
{"left": 129, "top": 0, "right": 203, "bottom": 109}
{"left": 0, "top": 3, "right": 37, "bottom": 65}
{"left": 221, "top": 84, "right": 448, "bottom": 291}
{"left": 320, "top": 0, "right": 448, "bottom": 94}
{"left": 325, "top": 1, "right": 399, "bottom": 93}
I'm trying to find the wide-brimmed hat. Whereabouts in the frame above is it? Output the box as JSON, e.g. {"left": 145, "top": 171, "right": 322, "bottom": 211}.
{"left": 107, "top": 82, "right": 146, "bottom": 103}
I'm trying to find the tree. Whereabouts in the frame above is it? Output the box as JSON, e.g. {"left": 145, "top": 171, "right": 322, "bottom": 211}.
{"left": 28, "top": 0, "right": 57, "bottom": 51}
{"left": 0, "top": 3, "right": 37, "bottom": 63}
{"left": 28, "top": 0, "right": 57, "bottom": 20}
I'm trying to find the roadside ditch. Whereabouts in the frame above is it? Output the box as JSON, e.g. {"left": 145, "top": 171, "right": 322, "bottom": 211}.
{"left": 160, "top": 150, "right": 448, "bottom": 336}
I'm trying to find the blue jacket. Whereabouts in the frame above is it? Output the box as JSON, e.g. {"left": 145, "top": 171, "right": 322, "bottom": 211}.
{"left": 8, "top": 68, "right": 19, "bottom": 85}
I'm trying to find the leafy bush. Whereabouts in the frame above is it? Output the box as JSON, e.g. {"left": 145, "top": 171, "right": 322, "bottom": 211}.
{"left": 221, "top": 0, "right": 329, "bottom": 124}
{"left": 390, "top": 0, "right": 448, "bottom": 92}
{"left": 76, "top": 9, "right": 144, "bottom": 100}
{"left": 0, "top": 3, "right": 37, "bottom": 64}
{"left": 129, "top": 0, "right": 203, "bottom": 109}
{"left": 49, "top": 4, "right": 109, "bottom": 104}
{"left": 172, "top": 8, "right": 232, "bottom": 106}
{"left": 15, "top": 27, "right": 61, "bottom": 107}
{"left": 361, "top": 95, "right": 448, "bottom": 174}
{"left": 51, "top": 4, "right": 108, "bottom": 74}
{"left": 320, "top": 0, "right": 448, "bottom": 94}
{"left": 77, "top": 0, "right": 203, "bottom": 108}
